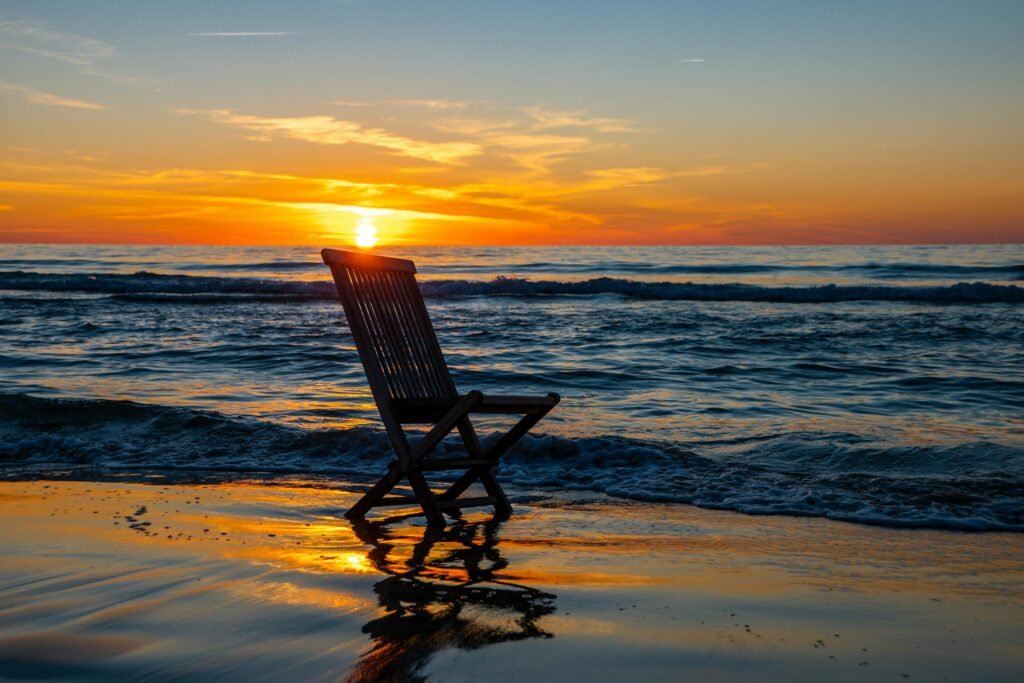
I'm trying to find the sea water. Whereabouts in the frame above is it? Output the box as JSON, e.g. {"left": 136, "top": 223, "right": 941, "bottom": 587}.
{"left": 1, "top": 244, "right": 1022, "bottom": 530}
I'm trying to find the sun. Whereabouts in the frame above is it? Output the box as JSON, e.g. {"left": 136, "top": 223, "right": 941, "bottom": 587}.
{"left": 355, "top": 217, "right": 378, "bottom": 248}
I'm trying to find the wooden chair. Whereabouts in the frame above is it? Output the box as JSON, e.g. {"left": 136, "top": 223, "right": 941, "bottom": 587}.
{"left": 321, "top": 249, "right": 560, "bottom": 526}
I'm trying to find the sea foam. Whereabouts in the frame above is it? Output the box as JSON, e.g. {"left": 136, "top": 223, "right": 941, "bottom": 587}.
{"left": 2, "top": 394, "right": 1020, "bottom": 532}
{"left": 2, "top": 271, "right": 1022, "bottom": 304}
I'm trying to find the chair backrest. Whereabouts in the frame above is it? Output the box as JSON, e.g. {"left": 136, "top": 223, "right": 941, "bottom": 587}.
{"left": 322, "top": 249, "right": 457, "bottom": 406}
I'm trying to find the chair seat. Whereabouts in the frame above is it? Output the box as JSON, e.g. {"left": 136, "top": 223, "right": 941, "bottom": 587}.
{"left": 393, "top": 393, "right": 560, "bottom": 423}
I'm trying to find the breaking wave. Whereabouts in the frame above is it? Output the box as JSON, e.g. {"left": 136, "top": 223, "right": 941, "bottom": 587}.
{"left": 2, "top": 394, "right": 1021, "bottom": 532}
{"left": 1, "top": 271, "right": 1022, "bottom": 304}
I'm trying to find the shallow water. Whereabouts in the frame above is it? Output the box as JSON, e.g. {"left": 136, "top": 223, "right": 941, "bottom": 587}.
{"left": 1, "top": 244, "right": 1022, "bottom": 530}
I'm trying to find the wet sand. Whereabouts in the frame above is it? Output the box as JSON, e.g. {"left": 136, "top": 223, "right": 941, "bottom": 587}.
{"left": 1, "top": 478, "right": 1021, "bottom": 681}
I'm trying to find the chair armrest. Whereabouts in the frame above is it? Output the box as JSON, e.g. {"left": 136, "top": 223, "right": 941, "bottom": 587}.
{"left": 474, "top": 393, "right": 561, "bottom": 414}
{"left": 393, "top": 392, "right": 560, "bottom": 422}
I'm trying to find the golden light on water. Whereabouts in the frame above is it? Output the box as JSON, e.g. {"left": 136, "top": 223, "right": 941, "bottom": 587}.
{"left": 343, "top": 552, "right": 373, "bottom": 573}
{"left": 355, "top": 217, "right": 378, "bottom": 248}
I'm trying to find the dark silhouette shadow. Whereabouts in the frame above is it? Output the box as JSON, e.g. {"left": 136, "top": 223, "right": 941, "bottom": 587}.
{"left": 345, "top": 513, "right": 556, "bottom": 682}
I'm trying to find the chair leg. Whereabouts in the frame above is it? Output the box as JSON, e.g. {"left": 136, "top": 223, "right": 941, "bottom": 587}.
{"left": 438, "top": 416, "right": 486, "bottom": 501}
{"left": 438, "top": 467, "right": 480, "bottom": 501}
{"left": 345, "top": 462, "right": 403, "bottom": 519}
{"left": 479, "top": 468, "right": 512, "bottom": 516}
{"left": 440, "top": 408, "right": 551, "bottom": 514}
{"left": 438, "top": 467, "right": 510, "bottom": 515}
{"left": 482, "top": 411, "right": 547, "bottom": 463}
{"left": 348, "top": 404, "right": 554, "bottom": 525}
{"left": 406, "top": 470, "right": 447, "bottom": 527}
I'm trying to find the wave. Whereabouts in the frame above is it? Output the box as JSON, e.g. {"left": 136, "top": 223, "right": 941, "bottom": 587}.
{"left": 0, "top": 271, "right": 335, "bottom": 297}
{"left": 5, "top": 258, "right": 1020, "bottom": 280}
{"left": 848, "top": 262, "right": 1024, "bottom": 280}
{"left": 175, "top": 260, "right": 320, "bottom": 272}
{"left": 1, "top": 271, "right": 1023, "bottom": 304}
{"left": 421, "top": 277, "right": 1024, "bottom": 304}
{"left": 1, "top": 393, "right": 1021, "bottom": 532}
{"left": 434, "top": 261, "right": 1024, "bottom": 279}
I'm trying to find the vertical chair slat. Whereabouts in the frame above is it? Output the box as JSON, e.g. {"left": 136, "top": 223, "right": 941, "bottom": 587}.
{"left": 383, "top": 270, "right": 448, "bottom": 398}
{"left": 382, "top": 270, "right": 433, "bottom": 397}
{"left": 373, "top": 270, "right": 425, "bottom": 398}
{"left": 397, "top": 273, "right": 455, "bottom": 395}
{"left": 350, "top": 269, "right": 402, "bottom": 399}
{"left": 342, "top": 267, "right": 392, "bottom": 397}
{"left": 407, "top": 273, "right": 456, "bottom": 395}
{"left": 362, "top": 270, "right": 411, "bottom": 398}
{"left": 346, "top": 261, "right": 458, "bottom": 401}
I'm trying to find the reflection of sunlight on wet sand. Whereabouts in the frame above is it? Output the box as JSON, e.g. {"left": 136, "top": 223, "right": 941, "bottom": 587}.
{"left": 345, "top": 552, "right": 374, "bottom": 572}
{"left": 0, "top": 480, "right": 1022, "bottom": 681}
{"left": 238, "top": 579, "right": 370, "bottom": 613}
{"left": 7, "top": 481, "right": 1023, "bottom": 601}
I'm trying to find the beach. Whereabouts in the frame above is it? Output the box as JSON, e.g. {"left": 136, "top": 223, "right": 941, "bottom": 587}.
{"left": 2, "top": 476, "right": 1021, "bottom": 681}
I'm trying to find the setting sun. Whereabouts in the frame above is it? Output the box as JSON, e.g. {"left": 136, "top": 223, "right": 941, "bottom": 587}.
{"left": 355, "top": 218, "right": 378, "bottom": 248}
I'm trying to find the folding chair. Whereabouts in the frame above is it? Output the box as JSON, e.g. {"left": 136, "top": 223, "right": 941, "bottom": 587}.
{"left": 322, "top": 249, "right": 560, "bottom": 526}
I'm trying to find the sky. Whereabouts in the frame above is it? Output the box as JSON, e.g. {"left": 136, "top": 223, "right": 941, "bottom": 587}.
{"left": 0, "top": 0, "right": 1022, "bottom": 246}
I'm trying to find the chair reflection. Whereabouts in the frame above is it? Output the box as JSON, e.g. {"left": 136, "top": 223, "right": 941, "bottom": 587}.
{"left": 345, "top": 514, "right": 556, "bottom": 682}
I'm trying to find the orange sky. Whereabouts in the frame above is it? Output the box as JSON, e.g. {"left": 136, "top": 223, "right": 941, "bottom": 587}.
{"left": 1, "top": 4, "right": 1022, "bottom": 246}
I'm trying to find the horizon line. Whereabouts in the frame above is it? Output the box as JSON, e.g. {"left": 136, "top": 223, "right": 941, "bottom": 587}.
{"left": 1, "top": 240, "right": 1022, "bottom": 249}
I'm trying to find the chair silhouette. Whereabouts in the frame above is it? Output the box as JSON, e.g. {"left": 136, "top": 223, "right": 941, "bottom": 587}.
{"left": 322, "top": 249, "right": 560, "bottom": 526}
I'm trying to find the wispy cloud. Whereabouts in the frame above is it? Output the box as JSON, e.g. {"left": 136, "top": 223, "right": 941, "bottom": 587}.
{"left": 335, "top": 98, "right": 471, "bottom": 110}
{"left": 327, "top": 99, "right": 638, "bottom": 172}
{"left": 177, "top": 108, "right": 480, "bottom": 164}
{"left": 188, "top": 32, "right": 301, "bottom": 37}
{"left": 0, "top": 82, "right": 104, "bottom": 110}
{"left": 678, "top": 58, "right": 706, "bottom": 63}
{"left": 219, "top": 99, "right": 638, "bottom": 173}
{"left": 0, "top": 17, "right": 155, "bottom": 88}
{"left": 522, "top": 106, "right": 635, "bottom": 133}
{"left": 487, "top": 132, "right": 596, "bottom": 172}
{"left": 585, "top": 167, "right": 671, "bottom": 186}
{"left": 0, "top": 18, "right": 114, "bottom": 65}
{"left": 427, "top": 104, "right": 635, "bottom": 171}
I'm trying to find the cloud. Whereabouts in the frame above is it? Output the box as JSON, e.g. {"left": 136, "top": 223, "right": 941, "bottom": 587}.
{"left": 522, "top": 106, "right": 636, "bottom": 133}
{"left": 585, "top": 167, "right": 671, "bottom": 186}
{"left": 0, "top": 82, "right": 104, "bottom": 109}
{"left": 0, "top": 18, "right": 114, "bottom": 65}
{"left": 177, "top": 108, "right": 481, "bottom": 164}
{"left": 335, "top": 98, "right": 471, "bottom": 110}
{"left": 678, "top": 58, "right": 706, "bottom": 63}
{"left": 485, "top": 132, "right": 595, "bottom": 172}
{"left": 187, "top": 32, "right": 301, "bottom": 37}
{"left": 326, "top": 100, "right": 639, "bottom": 172}
{"left": 0, "top": 17, "right": 155, "bottom": 88}
{"left": 431, "top": 104, "right": 634, "bottom": 171}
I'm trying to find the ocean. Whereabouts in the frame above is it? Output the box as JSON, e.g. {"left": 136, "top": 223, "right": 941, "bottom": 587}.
{"left": 1, "top": 244, "right": 1022, "bottom": 531}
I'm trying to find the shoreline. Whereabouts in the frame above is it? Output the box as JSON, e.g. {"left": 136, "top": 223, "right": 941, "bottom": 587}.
{"left": 3, "top": 460, "right": 1023, "bottom": 534}
{"left": 2, "top": 477, "right": 1021, "bottom": 681}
